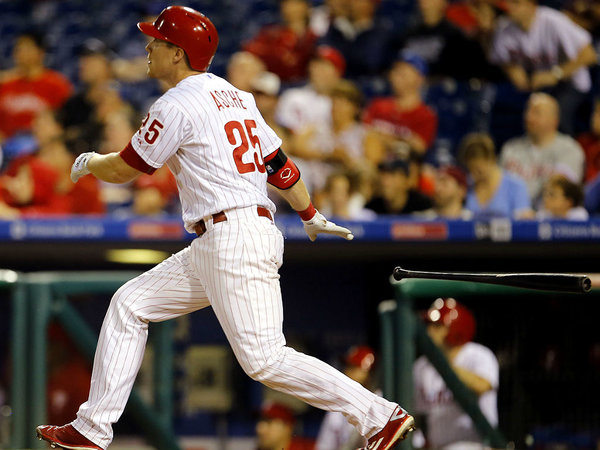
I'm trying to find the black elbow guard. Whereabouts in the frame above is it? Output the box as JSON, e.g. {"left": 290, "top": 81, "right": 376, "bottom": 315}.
{"left": 265, "top": 148, "right": 300, "bottom": 189}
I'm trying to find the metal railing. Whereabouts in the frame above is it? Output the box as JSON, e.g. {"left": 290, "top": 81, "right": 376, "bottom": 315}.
{"left": 7, "top": 271, "right": 180, "bottom": 450}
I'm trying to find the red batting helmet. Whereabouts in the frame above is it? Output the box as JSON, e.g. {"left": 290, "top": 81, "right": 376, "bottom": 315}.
{"left": 137, "top": 6, "right": 219, "bottom": 72}
{"left": 425, "top": 298, "right": 476, "bottom": 346}
{"left": 345, "top": 345, "right": 376, "bottom": 371}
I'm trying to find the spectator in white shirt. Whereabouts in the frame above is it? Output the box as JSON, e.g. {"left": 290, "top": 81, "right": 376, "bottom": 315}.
{"left": 490, "top": 0, "right": 598, "bottom": 134}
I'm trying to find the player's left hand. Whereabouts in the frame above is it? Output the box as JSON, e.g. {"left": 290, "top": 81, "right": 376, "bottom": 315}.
{"left": 70, "top": 152, "right": 97, "bottom": 183}
{"left": 530, "top": 70, "right": 559, "bottom": 90}
{"left": 302, "top": 210, "right": 354, "bottom": 241}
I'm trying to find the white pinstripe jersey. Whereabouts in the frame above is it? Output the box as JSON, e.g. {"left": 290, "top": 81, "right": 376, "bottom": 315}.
{"left": 130, "top": 73, "right": 282, "bottom": 232}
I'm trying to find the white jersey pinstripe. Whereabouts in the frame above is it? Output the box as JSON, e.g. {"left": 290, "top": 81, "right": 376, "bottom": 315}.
{"left": 130, "top": 73, "right": 281, "bottom": 232}
{"left": 70, "top": 72, "right": 402, "bottom": 450}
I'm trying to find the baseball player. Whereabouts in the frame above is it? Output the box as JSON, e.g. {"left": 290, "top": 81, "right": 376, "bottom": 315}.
{"left": 413, "top": 298, "right": 499, "bottom": 450}
{"left": 36, "top": 6, "right": 414, "bottom": 450}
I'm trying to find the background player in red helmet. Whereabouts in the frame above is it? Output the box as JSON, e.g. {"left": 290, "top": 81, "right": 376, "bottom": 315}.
{"left": 413, "top": 298, "right": 499, "bottom": 449}
{"left": 316, "top": 345, "right": 381, "bottom": 450}
{"left": 255, "top": 402, "right": 314, "bottom": 450}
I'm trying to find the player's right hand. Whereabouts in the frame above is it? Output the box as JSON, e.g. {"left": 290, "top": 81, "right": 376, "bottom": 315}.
{"left": 70, "top": 152, "right": 97, "bottom": 183}
{"left": 302, "top": 210, "right": 354, "bottom": 241}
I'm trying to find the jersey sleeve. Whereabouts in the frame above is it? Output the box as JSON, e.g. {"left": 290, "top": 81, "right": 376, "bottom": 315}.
{"left": 489, "top": 19, "right": 513, "bottom": 65}
{"left": 130, "top": 99, "right": 190, "bottom": 169}
{"left": 458, "top": 345, "right": 499, "bottom": 390}
{"left": 553, "top": 10, "right": 592, "bottom": 60}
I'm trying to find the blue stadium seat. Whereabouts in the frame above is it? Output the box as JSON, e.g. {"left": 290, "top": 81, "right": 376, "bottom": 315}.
{"left": 377, "top": 0, "right": 416, "bottom": 29}
{"left": 0, "top": 0, "right": 30, "bottom": 15}
{"left": 0, "top": 16, "right": 24, "bottom": 68}
{"left": 120, "top": 79, "right": 162, "bottom": 113}
{"left": 425, "top": 79, "right": 492, "bottom": 164}
{"left": 486, "top": 82, "right": 529, "bottom": 149}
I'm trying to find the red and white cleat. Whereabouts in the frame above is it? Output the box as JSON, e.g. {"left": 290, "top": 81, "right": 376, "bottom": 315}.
{"left": 362, "top": 406, "right": 415, "bottom": 450}
{"left": 36, "top": 424, "right": 102, "bottom": 450}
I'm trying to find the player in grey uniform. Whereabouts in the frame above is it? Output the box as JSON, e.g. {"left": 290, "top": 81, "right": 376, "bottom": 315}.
{"left": 36, "top": 6, "right": 414, "bottom": 450}
{"left": 413, "top": 298, "right": 499, "bottom": 450}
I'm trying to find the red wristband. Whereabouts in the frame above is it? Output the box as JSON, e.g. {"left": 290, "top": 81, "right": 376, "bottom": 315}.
{"left": 297, "top": 203, "right": 316, "bottom": 221}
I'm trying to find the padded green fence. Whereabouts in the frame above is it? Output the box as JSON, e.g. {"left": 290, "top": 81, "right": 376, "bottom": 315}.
{"left": 8, "top": 271, "right": 180, "bottom": 450}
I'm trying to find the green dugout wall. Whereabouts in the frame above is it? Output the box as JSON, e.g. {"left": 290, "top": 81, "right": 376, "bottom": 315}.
{"left": 8, "top": 271, "right": 180, "bottom": 450}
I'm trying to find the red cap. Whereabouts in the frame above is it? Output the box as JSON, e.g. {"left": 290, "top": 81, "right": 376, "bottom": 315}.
{"left": 438, "top": 165, "right": 468, "bottom": 190}
{"left": 260, "top": 402, "right": 296, "bottom": 425}
{"left": 315, "top": 46, "right": 346, "bottom": 75}
{"left": 344, "top": 346, "right": 376, "bottom": 371}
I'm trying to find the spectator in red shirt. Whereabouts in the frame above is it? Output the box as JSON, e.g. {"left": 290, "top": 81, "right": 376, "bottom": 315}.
{"left": 0, "top": 30, "right": 73, "bottom": 141}
{"left": 576, "top": 98, "right": 600, "bottom": 183}
{"left": 0, "top": 154, "right": 62, "bottom": 217}
{"left": 363, "top": 53, "right": 438, "bottom": 157}
{"left": 0, "top": 109, "right": 105, "bottom": 218}
{"left": 243, "top": 0, "right": 318, "bottom": 83}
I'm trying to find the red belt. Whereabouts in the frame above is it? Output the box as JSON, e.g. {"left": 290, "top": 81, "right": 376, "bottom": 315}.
{"left": 194, "top": 206, "right": 273, "bottom": 237}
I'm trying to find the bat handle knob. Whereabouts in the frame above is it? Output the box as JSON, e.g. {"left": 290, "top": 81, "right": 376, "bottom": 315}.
{"left": 392, "top": 266, "right": 404, "bottom": 281}
{"left": 582, "top": 276, "right": 592, "bottom": 293}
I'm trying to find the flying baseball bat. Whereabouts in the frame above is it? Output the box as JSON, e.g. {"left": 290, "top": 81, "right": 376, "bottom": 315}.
{"left": 393, "top": 266, "right": 592, "bottom": 293}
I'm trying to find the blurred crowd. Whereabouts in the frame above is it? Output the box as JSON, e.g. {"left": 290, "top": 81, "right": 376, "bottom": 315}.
{"left": 1, "top": 0, "right": 600, "bottom": 221}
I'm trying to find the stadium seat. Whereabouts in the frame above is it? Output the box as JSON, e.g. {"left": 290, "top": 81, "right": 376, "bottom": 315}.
{"left": 425, "top": 79, "right": 487, "bottom": 163}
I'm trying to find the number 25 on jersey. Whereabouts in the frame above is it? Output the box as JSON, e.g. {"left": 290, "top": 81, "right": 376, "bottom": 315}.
{"left": 140, "top": 114, "right": 164, "bottom": 145}
{"left": 225, "top": 120, "right": 265, "bottom": 174}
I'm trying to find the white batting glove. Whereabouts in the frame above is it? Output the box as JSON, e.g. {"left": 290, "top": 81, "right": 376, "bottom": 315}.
{"left": 70, "top": 152, "right": 97, "bottom": 183}
{"left": 302, "top": 210, "right": 354, "bottom": 241}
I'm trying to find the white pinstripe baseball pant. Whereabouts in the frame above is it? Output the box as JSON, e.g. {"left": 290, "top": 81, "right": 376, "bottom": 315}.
{"left": 71, "top": 206, "right": 399, "bottom": 449}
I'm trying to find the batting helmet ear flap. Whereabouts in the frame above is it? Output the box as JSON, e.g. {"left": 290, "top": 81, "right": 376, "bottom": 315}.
{"left": 425, "top": 298, "right": 476, "bottom": 347}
